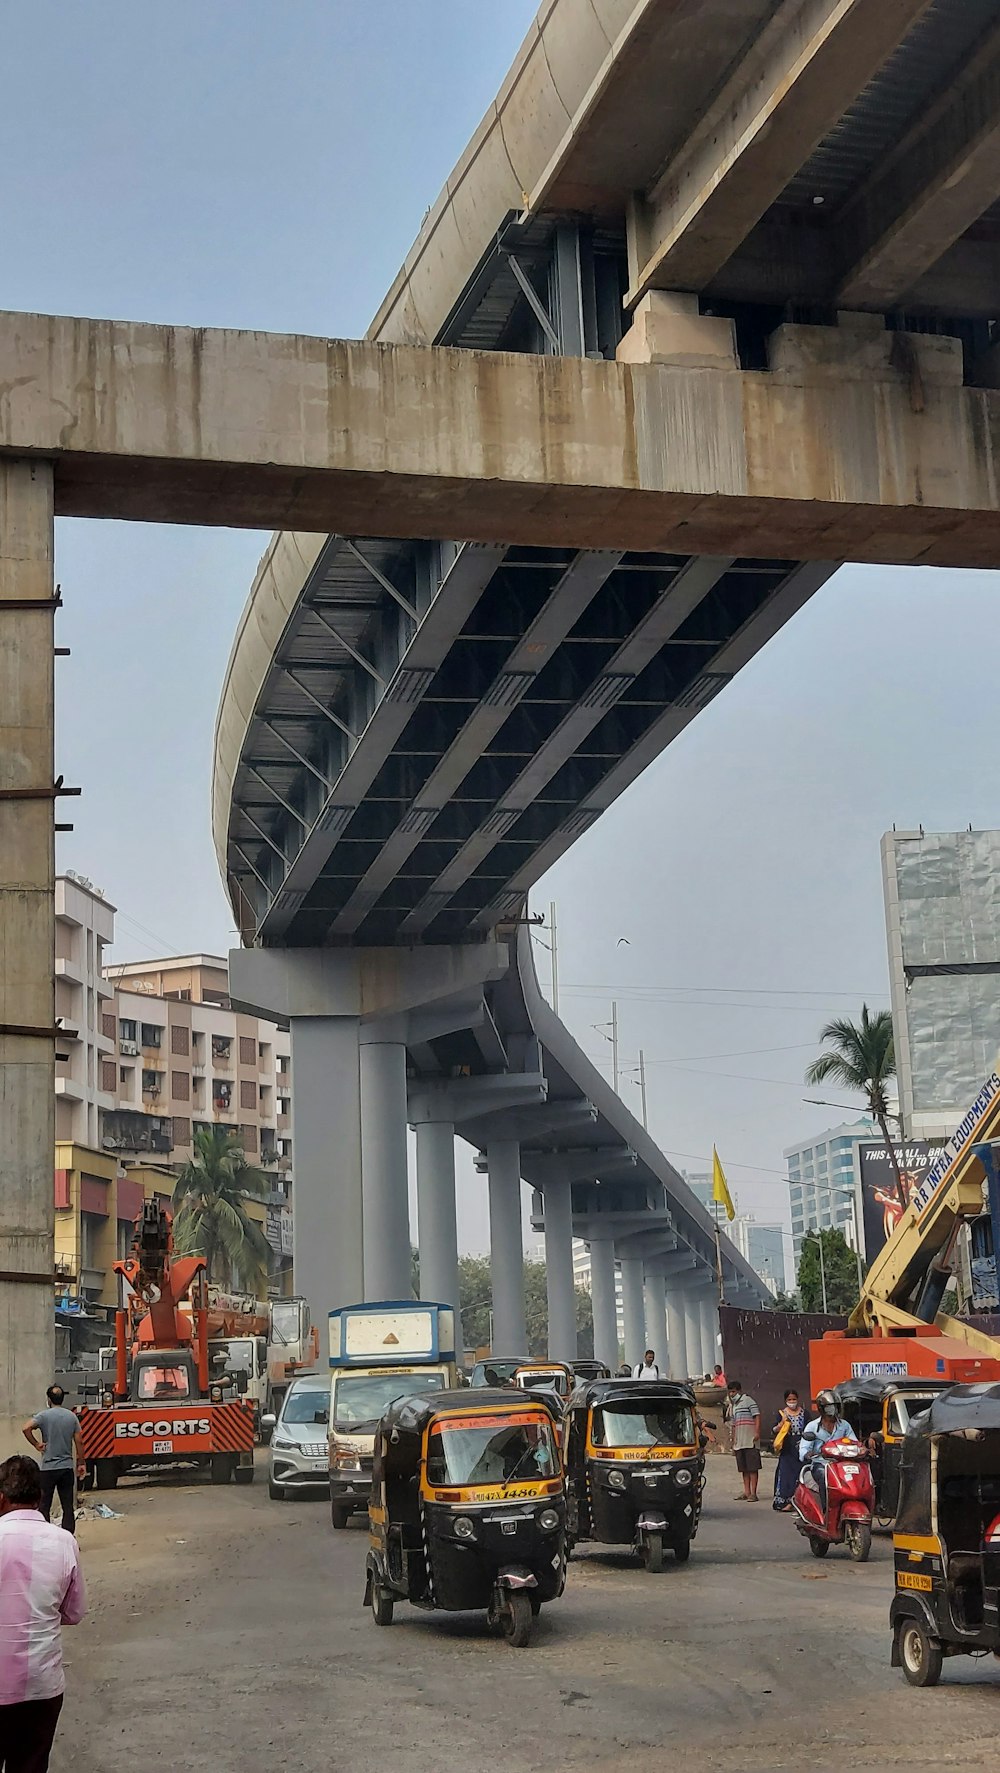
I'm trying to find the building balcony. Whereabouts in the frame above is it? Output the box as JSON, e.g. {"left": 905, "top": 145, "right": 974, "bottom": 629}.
{"left": 55, "top": 1076, "right": 84, "bottom": 1103}
{"left": 96, "top": 976, "right": 113, "bottom": 1001}
{"left": 55, "top": 957, "right": 83, "bottom": 987}
{"left": 277, "top": 1113, "right": 290, "bottom": 1132}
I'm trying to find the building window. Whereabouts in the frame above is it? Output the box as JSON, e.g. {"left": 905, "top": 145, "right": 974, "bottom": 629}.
{"left": 100, "top": 1059, "right": 116, "bottom": 1092}
{"left": 140, "top": 1023, "right": 162, "bottom": 1049}
{"left": 213, "top": 1080, "right": 233, "bottom": 1112}
{"left": 172, "top": 1115, "right": 191, "bottom": 1146}
{"left": 277, "top": 1055, "right": 289, "bottom": 1075}
{"left": 102, "top": 1013, "right": 116, "bottom": 1040}
{"left": 239, "top": 1035, "right": 257, "bottom": 1067}
{"left": 240, "top": 1123, "right": 258, "bottom": 1153}
{"left": 142, "top": 1070, "right": 161, "bottom": 1096}
{"left": 171, "top": 1024, "right": 190, "bottom": 1057}
{"left": 212, "top": 1036, "right": 232, "bottom": 1062}
{"left": 172, "top": 1070, "right": 190, "bottom": 1102}
{"left": 240, "top": 1078, "right": 257, "bottom": 1111}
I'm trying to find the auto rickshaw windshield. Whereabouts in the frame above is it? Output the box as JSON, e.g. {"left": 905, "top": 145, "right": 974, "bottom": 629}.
{"left": 592, "top": 1401, "right": 694, "bottom": 1447}
{"left": 426, "top": 1414, "right": 557, "bottom": 1486}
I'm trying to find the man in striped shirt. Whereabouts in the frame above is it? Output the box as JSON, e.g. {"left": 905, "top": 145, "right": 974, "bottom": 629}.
{"left": 0, "top": 1454, "right": 86, "bottom": 1771}
{"left": 726, "top": 1380, "right": 762, "bottom": 1501}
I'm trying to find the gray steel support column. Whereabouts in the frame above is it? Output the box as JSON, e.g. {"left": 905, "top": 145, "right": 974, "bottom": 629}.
{"left": 643, "top": 1268, "right": 668, "bottom": 1369}
{"left": 587, "top": 1233, "right": 619, "bottom": 1370}
{"left": 665, "top": 1283, "right": 689, "bottom": 1382}
{"left": 700, "top": 1292, "right": 721, "bottom": 1376}
{"left": 0, "top": 460, "right": 55, "bottom": 1459}
{"left": 360, "top": 1034, "right": 411, "bottom": 1300}
{"left": 618, "top": 1251, "right": 646, "bottom": 1370}
{"left": 415, "top": 1120, "right": 461, "bottom": 1360}
{"left": 290, "top": 1015, "right": 364, "bottom": 1342}
{"left": 487, "top": 1139, "right": 526, "bottom": 1353}
{"left": 543, "top": 1180, "right": 577, "bottom": 1363}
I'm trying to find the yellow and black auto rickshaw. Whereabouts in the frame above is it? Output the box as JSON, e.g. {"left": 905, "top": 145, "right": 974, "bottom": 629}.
{"left": 890, "top": 1383, "right": 1000, "bottom": 1685}
{"left": 365, "top": 1388, "right": 568, "bottom": 1646}
{"left": 836, "top": 1376, "right": 944, "bottom": 1526}
{"left": 564, "top": 1378, "right": 705, "bottom": 1570}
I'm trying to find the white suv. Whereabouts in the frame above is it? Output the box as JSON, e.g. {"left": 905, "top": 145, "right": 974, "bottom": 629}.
{"left": 265, "top": 1376, "right": 330, "bottom": 1500}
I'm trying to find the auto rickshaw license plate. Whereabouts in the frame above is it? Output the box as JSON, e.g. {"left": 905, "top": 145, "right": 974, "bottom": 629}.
{"left": 502, "top": 1520, "right": 518, "bottom": 1534}
{"left": 897, "top": 1571, "right": 932, "bottom": 1591}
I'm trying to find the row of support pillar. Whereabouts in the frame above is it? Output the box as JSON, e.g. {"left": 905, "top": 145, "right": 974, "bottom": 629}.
{"left": 240, "top": 961, "right": 727, "bottom": 1379}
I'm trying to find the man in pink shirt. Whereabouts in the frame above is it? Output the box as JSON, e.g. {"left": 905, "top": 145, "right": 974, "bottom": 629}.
{"left": 0, "top": 1455, "right": 86, "bottom": 1772}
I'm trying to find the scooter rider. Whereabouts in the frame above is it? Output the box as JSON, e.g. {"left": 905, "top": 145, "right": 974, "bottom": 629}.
{"left": 798, "top": 1391, "right": 858, "bottom": 1514}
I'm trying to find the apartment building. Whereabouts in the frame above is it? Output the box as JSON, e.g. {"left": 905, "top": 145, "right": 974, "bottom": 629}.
{"left": 100, "top": 955, "right": 292, "bottom": 1182}
{"left": 54, "top": 873, "right": 117, "bottom": 1148}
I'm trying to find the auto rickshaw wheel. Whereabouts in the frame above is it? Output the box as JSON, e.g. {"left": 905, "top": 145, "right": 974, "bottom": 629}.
{"left": 846, "top": 1520, "right": 872, "bottom": 1563}
{"left": 641, "top": 1533, "right": 664, "bottom": 1573}
{"left": 529, "top": 1595, "right": 542, "bottom": 1617}
{"left": 501, "top": 1591, "right": 533, "bottom": 1647}
{"left": 370, "top": 1582, "right": 394, "bottom": 1627}
{"left": 673, "top": 1538, "right": 691, "bottom": 1564}
{"left": 899, "top": 1619, "right": 942, "bottom": 1687}
{"left": 808, "top": 1536, "right": 830, "bottom": 1558}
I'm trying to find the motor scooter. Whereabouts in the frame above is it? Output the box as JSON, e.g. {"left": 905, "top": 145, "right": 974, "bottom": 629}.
{"left": 792, "top": 1438, "right": 875, "bottom": 1562}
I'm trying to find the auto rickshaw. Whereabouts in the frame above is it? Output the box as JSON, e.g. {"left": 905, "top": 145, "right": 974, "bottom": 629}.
{"left": 365, "top": 1388, "right": 567, "bottom": 1647}
{"left": 513, "top": 1361, "right": 575, "bottom": 1401}
{"left": 564, "top": 1378, "right": 704, "bottom": 1570}
{"left": 890, "top": 1383, "right": 1000, "bottom": 1685}
{"left": 836, "top": 1376, "right": 943, "bottom": 1526}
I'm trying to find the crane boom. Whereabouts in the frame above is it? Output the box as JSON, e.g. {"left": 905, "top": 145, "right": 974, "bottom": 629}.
{"left": 851, "top": 1070, "right": 1000, "bottom": 1342}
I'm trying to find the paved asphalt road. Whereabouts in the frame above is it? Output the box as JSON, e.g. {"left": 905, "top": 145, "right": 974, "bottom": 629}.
{"left": 57, "top": 1457, "right": 999, "bottom": 1773}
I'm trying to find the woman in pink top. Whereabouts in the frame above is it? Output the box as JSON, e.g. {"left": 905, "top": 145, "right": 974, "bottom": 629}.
{"left": 0, "top": 1455, "right": 86, "bottom": 1773}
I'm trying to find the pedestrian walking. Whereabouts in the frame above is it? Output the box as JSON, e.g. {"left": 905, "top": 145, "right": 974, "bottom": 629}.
{"left": 0, "top": 1454, "right": 86, "bottom": 1772}
{"left": 771, "top": 1388, "right": 806, "bottom": 1511}
{"left": 22, "top": 1386, "right": 82, "bottom": 1535}
{"left": 727, "top": 1379, "right": 762, "bottom": 1500}
{"left": 632, "top": 1349, "right": 661, "bottom": 1379}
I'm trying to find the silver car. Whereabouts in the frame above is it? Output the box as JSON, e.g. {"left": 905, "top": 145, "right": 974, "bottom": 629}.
{"left": 266, "top": 1376, "right": 330, "bottom": 1500}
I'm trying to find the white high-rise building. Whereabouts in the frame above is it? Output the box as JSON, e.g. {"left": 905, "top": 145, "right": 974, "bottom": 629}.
{"left": 784, "top": 1121, "right": 873, "bottom": 1265}
{"left": 54, "top": 873, "right": 117, "bottom": 1150}
{"left": 573, "top": 1239, "right": 624, "bottom": 1351}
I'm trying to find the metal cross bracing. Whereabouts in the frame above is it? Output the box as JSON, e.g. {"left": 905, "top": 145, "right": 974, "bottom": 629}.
{"left": 227, "top": 539, "right": 829, "bottom": 949}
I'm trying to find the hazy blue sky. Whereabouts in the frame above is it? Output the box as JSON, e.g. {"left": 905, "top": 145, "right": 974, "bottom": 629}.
{"left": 8, "top": 5, "right": 998, "bottom": 1269}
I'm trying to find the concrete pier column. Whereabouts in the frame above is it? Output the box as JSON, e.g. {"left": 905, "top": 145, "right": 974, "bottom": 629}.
{"left": 543, "top": 1180, "right": 577, "bottom": 1363}
{"left": 289, "top": 1016, "right": 364, "bottom": 1337}
{"left": 0, "top": 461, "right": 56, "bottom": 1458}
{"left": 643, "top": 1268, "right": 668, "bottom": 1368}
{"left": 587, "top": 1233, "right": 619, "bottom": 1370}
{"left": 415, "top": 1119, "right": 461, "bottom": 1359}
{"left": 360, "top": 1031, "right": 411, "bottom": 1301}
{"left": 684, "top": 1290, "right": 706, "bottom": 1379}
{"left": 487, "top": 1139, "right": 526, "bottom": 1353}
{"left": 665, "top": 1284, "right": 689, "bottom": 1382}
{"left": 700, "top": 1293, "right": 721, "bottom": 1376}
{"left": 618, "top": 1250, "right": 646, "bottom": 1370}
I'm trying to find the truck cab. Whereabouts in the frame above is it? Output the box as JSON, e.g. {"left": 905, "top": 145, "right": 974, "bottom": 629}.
{"left": 327, "top": 1301, "right": 457, "bottom": 1529}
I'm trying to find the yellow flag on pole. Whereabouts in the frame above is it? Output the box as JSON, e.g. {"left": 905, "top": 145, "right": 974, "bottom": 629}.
{"left": 712, "top": 1146, "right": 735, "bottom": 1221}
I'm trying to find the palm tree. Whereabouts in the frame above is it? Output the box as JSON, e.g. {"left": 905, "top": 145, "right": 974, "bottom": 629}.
{"left": 171, "top": 1125, "right": 272, "bottom": 1293}
{"left": 805, "top": 1005, "right": 905, "bottom": 1205}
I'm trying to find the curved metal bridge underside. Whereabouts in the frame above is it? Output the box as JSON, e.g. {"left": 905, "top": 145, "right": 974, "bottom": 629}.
{"left": 222, "top": 536, "right": 831, "bottom": 949}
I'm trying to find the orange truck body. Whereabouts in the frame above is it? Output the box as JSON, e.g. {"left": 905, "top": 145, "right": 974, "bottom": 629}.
{"left": 810, "top": 1327, "right": 1000, "bottom": 1397}
{"left": 79, "top": 1398, "right": 255, "bottom": 1463}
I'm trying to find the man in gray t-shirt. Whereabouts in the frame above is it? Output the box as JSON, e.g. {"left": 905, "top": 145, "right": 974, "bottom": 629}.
{"left": 23, "top": 1386, "right": 81, "bottom": 1533}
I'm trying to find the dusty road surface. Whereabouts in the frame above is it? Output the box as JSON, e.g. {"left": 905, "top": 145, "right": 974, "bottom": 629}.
{"left": 56, "top": 1458, "right": 998, "bottom": 1773}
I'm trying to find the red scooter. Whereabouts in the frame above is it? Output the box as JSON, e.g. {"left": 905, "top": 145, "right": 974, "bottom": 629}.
{"left": 792, "top": 1439, "right": 875, "bottom": 1562}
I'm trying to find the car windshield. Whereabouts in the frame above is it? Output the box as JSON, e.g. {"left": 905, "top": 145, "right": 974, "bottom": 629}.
{"left": 426, "top": 1413, "right": 557, "bottom": 1486}
{"left": 517, "top": 1369, "right": 568, "bottom": 1395}
{"left": 217, "top": 1340, "right": 252, "bottom": 1373}
{"left": 282, "top": 1388, "right": 329, "bottom": 1426}
{"left": 471, "top": 1360, "right": 521, "bottom": 1386}
{"left": 333, "top": 1370, "right": 445, "bottom": 1428}
{"left": 137, "top": 1364, "right": 191, "bottom": 1401}
{"left": 592, "top": 1403, "right": 694, "bottom": 1448}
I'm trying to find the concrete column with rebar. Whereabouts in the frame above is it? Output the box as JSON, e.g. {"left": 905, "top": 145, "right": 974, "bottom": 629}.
{"left": 0, "top": 460, "right": 56, "bottom": 1457}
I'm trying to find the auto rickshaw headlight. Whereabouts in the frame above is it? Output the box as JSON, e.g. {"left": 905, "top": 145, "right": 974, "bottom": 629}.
{"left": 454, "top": 1515, "right": 475, "bottom": 1540}
{"left": 608, "top": 1468, "right": 626, "bottom": 1490}
{"left": 538, "top": 1507, "right": 560, "bottom": 1531}
{"left": 674, "top": 1468, "right": 692, "bottom": 1486}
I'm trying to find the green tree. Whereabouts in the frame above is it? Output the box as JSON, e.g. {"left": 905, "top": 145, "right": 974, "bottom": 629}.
{"left": 454, "top": 1253, "right": 594, "bottom": 1357}
{"left": 171, "top": 1125, "right": 272, "bottom": 1293}
{"left": 805, "top": 1004, "right": 904, "bottom": 1203}
{"left": 797, "top": 1228, "right": 860, "bottom": 1315}
{"left": 771, "top": 1289, "right": 801, "bottom": 1312}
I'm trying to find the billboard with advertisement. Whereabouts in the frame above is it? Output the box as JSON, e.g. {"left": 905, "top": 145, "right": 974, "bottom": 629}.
{"left": 858, "top": 1140, "right": 933, "bottom": 1264}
